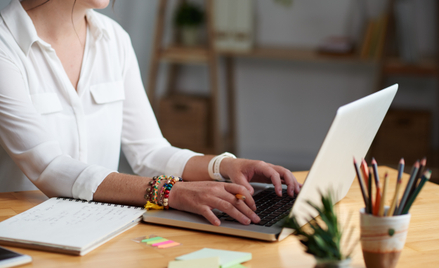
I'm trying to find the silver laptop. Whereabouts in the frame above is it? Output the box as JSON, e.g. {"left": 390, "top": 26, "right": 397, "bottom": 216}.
{"left": 143, "top": 84, "right": 398, "bottom": 241}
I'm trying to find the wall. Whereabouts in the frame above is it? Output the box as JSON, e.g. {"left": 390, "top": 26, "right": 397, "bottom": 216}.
{"left": 0, "top": 0, "right": 436, "bottom": 172}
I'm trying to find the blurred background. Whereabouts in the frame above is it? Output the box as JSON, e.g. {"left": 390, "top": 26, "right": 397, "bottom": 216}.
{"left": 1, "top": 0, "right": 437, "bottom": 182}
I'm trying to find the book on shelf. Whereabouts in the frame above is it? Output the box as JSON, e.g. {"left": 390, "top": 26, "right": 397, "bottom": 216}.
{"left": 0, "top": 197, "right": 145, "bottom": 256}
{"left": 359, "top": 12, "right": 389, "bottom": 60}
{"left": 213, "top": 0, "right": 254, "bottom": 52}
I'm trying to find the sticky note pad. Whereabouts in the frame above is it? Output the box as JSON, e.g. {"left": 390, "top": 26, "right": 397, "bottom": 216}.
{"left": 158, "top": 241, "right": 180, "bottom": 249}
{"left": 176, "top": 248, "right": 251, "bottom": 268}
{"left": 141, "top": 237, "right": 164, "bottom": 243}
{"left": 146, "top": 238, "right": 168, "bottom": 245}
{"left": 152, "top": 240, "right": 174, "bottom": 246}
{"left": 168, "top": 257, "right": 220, "bottom": 268}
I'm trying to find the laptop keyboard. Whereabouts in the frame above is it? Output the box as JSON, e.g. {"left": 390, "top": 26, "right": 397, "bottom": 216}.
{"left": 218, "top": 188, "right": 296, "bottom": 227}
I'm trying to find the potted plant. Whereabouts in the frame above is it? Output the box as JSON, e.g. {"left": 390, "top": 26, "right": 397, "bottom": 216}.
{"left": 174, "top": 1, "right": 204, "bottom": 46}
{"left": 284, "top": 192, "right": 357, "bottom": 268}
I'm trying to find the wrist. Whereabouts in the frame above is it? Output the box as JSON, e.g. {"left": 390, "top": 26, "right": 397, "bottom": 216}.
{"left": 207, "top": 152, "right": 236, "bottom": 182}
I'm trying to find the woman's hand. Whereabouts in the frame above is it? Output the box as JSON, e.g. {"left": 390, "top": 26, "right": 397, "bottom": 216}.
{"left": 168, "top": 181, "right": 260, "bottom": 226}
{"left": 220, "top": 158, "right": 302, "bottom": 197}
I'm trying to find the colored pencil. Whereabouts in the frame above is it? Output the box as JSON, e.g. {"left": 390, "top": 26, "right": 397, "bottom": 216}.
{"left": 387, "top": 175, "right": 402, "bottom": 216}
{"left": 367, "top": 168, "right": 373, "bottom": 214}
{"left": 353, "top": 157, "right": 369, "bottom": 212}
{"left": 408, "top": 157, "right": 426, "bottom": 200}
{"left": 361, "top": 159, "right": 369, "bottom": 186}
{"left": 371, "top": 158, "right": 381, "bottom": 215}
{"left": 401, "top": 170, "right": 431, "bottom": 215}
{"left": 396, "top": 160, "right": 420, "bottom": 215}
{"left": 378, "top": 172, "right": 388, "bottom": 216}
{"left": 397, "top": 158, "right": 405, "bottom": 182}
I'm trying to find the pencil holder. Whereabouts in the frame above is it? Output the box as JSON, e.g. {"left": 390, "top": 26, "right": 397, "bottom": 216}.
{"left": 360, "top": 207, "right": 411, "bottom": 268}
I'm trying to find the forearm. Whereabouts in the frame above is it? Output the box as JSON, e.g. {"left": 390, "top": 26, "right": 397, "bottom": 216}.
{"left": 181, "top": 155, "right": 215, "bottom": 181}
{"left": 93, "top": 172, "right": 151, "bottom": 206}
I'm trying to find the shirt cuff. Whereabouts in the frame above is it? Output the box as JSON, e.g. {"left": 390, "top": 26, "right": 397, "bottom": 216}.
{"left": 72, "top": 165, "right": 115, "bottom": 201}
{"left": 165, "top": 149, "right": 203, "bottom": 177}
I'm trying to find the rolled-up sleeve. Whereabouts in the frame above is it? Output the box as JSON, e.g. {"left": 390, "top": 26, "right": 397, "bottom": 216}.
{"left": 119, "top": 35, "right": 201, "bottom": 178}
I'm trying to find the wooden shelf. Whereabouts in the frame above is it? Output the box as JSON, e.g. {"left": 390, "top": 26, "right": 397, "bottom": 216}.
{"left": 216, "top": 46, "right": 375, "bottom": 64}
{"left": 159, "top": 46, "right": 209, "bottom": 64}
{"left": 383, "top": 57, "right": 439, "bottom": 76}
{"left": 159, "top": 45, "right": 377, "bottom": 65}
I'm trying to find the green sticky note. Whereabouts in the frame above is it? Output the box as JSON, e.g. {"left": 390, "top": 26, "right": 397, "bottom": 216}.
{"left": 168, "top": 257, "right": 220, "bottom": 268}
{"left": 141, "top": 236, "right": 164, "bottom": 243}
{"left": 176, "top": 248, "right": 251, "bottom": 268}
{"left": 146, "top": 238, "right": 168, "bottom": 244}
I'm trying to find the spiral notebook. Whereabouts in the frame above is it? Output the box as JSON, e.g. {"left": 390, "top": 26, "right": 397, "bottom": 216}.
{"left": 0, "top": 197, "right": 145, "bottom": 256}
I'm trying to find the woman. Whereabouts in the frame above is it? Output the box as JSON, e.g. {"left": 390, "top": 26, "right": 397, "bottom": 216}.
{"left": 0, "top": 0, "right": 301, "bottom": 226}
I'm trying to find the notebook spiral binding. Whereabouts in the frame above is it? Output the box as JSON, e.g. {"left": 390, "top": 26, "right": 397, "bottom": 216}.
{"left": 55, "top": 197, "right": 143, "bottom": 209}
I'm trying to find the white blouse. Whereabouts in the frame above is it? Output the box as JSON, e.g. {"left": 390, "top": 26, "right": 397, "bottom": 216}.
{"left": 0, "top": 0, "right": 200, "bottom": 200}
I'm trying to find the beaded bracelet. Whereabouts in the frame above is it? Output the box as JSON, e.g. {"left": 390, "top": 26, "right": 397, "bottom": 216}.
{"left": 144, "top": 175, "right": 182, "bottom": 211}
{"left": 144, "top": 175, "right": 165, "bottom": 210}
{"left": 162, "top": 176, "right": 183, "bottom": 210}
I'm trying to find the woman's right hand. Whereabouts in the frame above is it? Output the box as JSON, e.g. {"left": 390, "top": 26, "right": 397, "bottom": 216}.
{"left": 168, "top": 181, "right": 260, "bottom": 226}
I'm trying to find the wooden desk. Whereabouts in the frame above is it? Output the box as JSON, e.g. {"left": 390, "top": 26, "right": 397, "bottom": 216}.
{"left": 1, "top": 166, "right": 438, "bottom": 268}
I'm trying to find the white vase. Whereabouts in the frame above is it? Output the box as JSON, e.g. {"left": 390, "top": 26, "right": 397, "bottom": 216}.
{"left": 314, "top": 258, "right": 351, "bottom": 268}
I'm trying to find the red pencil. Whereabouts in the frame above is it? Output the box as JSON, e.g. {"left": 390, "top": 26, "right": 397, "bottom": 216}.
{"left": 371, "top": 159, "right": 381, "bottom": 215}
{"left": 361, "top": 159, "right": 369, "bottom": 186}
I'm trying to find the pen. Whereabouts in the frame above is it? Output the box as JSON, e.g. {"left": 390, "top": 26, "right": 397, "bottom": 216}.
{"left": 235, "top": 194, "right": 246, "bottom": 200}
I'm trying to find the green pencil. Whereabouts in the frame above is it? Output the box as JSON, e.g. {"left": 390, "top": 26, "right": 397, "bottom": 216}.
{"left": 401, "top": 170, "right": 431, "bottom": 215}
{"left": 396, "top": 160, "right": 419, "bottom": 215}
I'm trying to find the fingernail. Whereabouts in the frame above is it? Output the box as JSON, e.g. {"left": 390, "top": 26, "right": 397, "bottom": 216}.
{"left": 245, "top": 218, "right": 251, "bottom": 225}
{"left": 253, "top": 215, "right": 260, "bottom": 223}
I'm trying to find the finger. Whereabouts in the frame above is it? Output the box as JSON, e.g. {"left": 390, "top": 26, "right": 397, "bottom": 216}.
{"left": 224, "top": 183, "right": 257, "bottom": 211}
{"left": 199, "top": 206, "right": 222, "bottom": 226}
{"left": 258, "top": 164, "right": 283, "bottom": 196}
{"left": 275, "top": 166, "right": 300, "bottom": 196}
{"left": 212, "top": 196, "right": 259, "bottom": 224}
{"left": 230, "top": 173, "right": 254, "bottom": 195}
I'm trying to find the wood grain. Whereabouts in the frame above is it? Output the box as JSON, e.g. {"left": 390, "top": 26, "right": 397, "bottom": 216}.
{"left": 1, "top": 167, "right": 438, "bottom": 267}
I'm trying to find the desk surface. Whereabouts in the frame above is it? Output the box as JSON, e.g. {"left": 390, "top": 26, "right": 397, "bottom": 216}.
{"left": 1, "top": 166, "right": 438, "bottom": 268}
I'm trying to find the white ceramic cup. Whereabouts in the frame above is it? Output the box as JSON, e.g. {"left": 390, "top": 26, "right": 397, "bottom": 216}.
{"left": 360, "top": 207, "right": 411, "bottom": 268}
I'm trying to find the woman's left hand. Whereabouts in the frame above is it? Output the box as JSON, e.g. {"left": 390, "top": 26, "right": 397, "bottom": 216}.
{"left": 220, "top": 158, "right": 302, "bottom": 197}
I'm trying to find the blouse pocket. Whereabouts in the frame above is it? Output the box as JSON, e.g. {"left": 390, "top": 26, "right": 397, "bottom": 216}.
{"left": 90, "top": 80, "right": 125, "bottom": 104}
{"left": 30, "top": 92, "right": 63, "bottom": 114}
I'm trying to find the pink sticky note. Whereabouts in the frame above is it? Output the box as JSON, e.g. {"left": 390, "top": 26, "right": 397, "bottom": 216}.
{"left": 152, "top": 240, "right": 174, "bottom": 247}
{"left": 158, "top": 241, "right": 181, "bottom": 249}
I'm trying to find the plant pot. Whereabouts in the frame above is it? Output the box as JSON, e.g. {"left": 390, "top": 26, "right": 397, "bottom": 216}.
{"left": 180, "top": 26, "right": 200, "bottom": 47}
{"left": 314, "top": 258, "right": 351, "bottom": 268}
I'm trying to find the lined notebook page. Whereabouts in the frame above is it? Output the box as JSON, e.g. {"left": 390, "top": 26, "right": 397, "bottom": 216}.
{"left": 0, "top": 197, "right": 145, "bottom": 250}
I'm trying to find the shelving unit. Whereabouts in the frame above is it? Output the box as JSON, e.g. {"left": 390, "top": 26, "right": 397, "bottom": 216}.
{"left": 369, "top": 1, "right": 439, "bottom": 181}
{"left": 147, "top": 0, "right": 437, "bottom": 175}
{"left": 147, "top": 0, "right": 224, "bottom": 155}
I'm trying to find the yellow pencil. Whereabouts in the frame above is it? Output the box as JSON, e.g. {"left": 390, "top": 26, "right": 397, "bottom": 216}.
{"left": 378, "top": 172, "right": 388, "bottom": 216}
{"left": 387, "top": 176, "right": 402, "bottom": 216}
